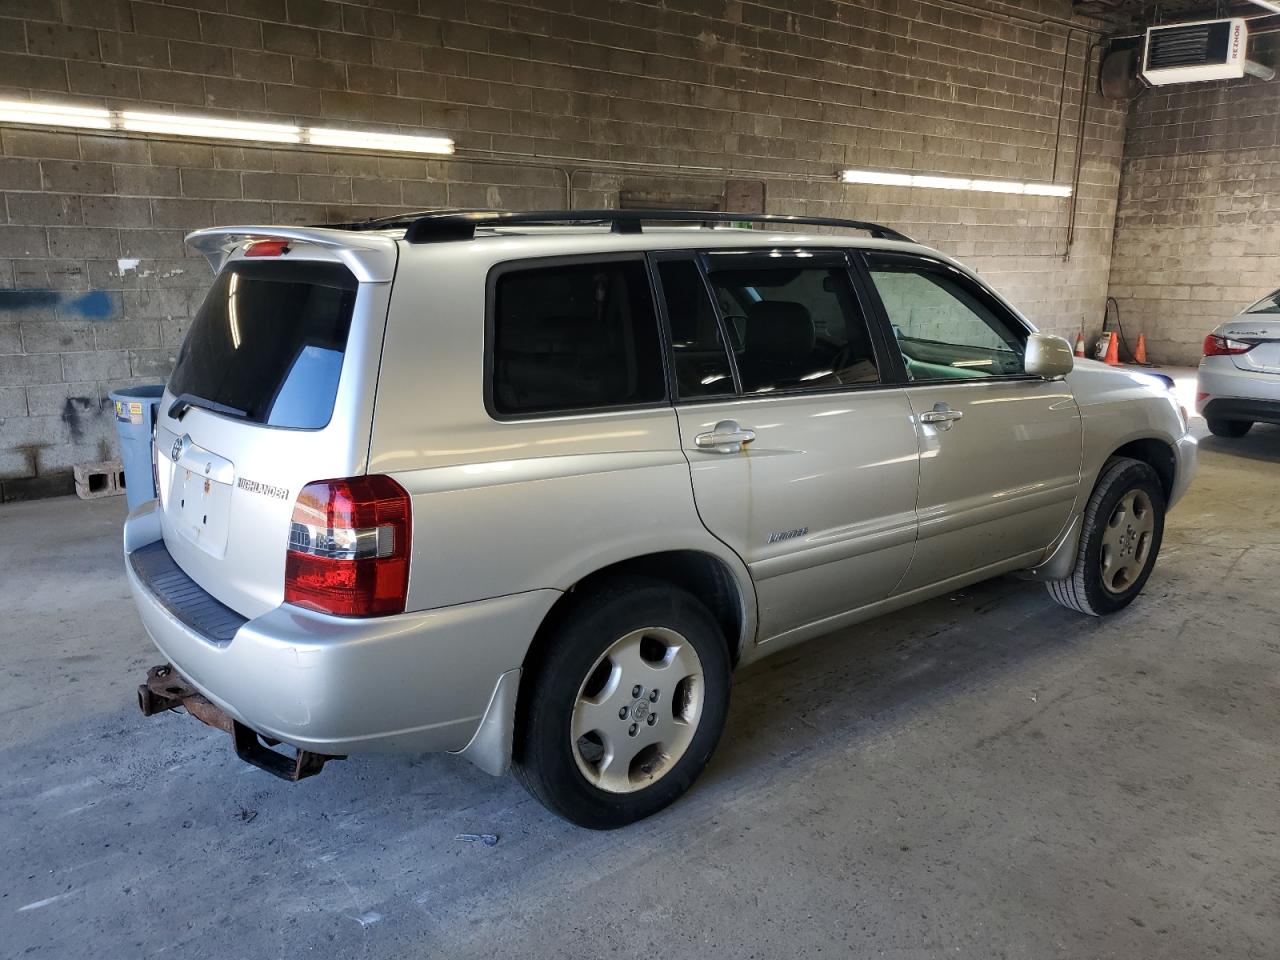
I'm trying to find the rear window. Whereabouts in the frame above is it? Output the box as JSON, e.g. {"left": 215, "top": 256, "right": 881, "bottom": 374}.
{"left": 168, "top": 260, "right": 358, "bottom": 429}
{"left": 1245, "top": 289, "right": 1280, "bottom": 314}
{"left": 490, "top": 259, "right": 667, "bottom": 416}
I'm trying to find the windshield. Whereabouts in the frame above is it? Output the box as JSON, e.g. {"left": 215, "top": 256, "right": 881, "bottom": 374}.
{"left": 168, "top": 260, "right": 358, "bottom": 429}
{"left": 1245, "top": 289, "right": 1280, "bottom": 315}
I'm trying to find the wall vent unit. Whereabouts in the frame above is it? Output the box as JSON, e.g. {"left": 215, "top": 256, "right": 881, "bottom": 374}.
{"left": 1142, "top": 18, "right": 1270, "bottom": 85}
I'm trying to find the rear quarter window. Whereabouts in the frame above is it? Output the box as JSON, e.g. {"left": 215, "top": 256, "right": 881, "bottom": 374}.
{"left": 489, "top": 258, "right": 667, "bottom": 416}
{"left": 168, "top": 260, "right": 358, "bottom": 429}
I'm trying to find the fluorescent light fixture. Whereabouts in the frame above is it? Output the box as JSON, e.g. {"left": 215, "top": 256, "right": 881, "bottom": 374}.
{"left": 968, "top": 180, "right": 1026, "bottom": 194}
{"left": 1022, "top": 182, "right": 1074, "bottom": 197}
{"left": 1248, "top": 0, "right": 1280, "bottom": 13}
{"left": 307, "top": 128, "right": 454, "bottom": 154}
{"left": 0, "top": 98, "right": 111, "bottom": 130}
{"left": 0, "top": 98, "right": 456, "bottom": 155}
{"left": 122, "top": 110, "right": 301, "bottom": 143}
{"left": 841, "top": 168, "right": 1072, "bottom": 198}
{"left": 848, "top": 170, "right": 914, "bottom": 187}
{"left": 912, "top": 175, "right": 971, "bottom": 190}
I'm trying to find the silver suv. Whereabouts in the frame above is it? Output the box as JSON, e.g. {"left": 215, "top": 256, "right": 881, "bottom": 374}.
{"left": 127, "top": 210, "right": 1196, "bottom": 828}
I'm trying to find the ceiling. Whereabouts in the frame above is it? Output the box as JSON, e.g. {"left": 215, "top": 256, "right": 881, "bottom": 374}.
{"left": 1072, "top": 0, "right": 1280, "bottom": 27}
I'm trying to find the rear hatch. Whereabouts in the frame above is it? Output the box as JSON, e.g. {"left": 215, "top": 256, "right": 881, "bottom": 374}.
{"left": 1224, "top": 290, "right": 1280, "bottom": 374}
{"left": 153, "top": 229, "right": 397, "bottom": 619}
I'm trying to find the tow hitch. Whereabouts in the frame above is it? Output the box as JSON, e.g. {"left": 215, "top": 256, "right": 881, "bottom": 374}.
{"left": 138, "top": 664, "right": 343, "bottom": 782}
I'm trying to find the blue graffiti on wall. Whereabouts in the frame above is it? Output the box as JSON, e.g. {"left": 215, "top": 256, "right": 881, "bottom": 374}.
{"left": 0, "top": 290, "right": 58, "bottom": 310}
{"left": 68, "top": 291, "right": 115, "bottom": 318}
{"left": 0, "top": 289, "right": 118, "bottom": 319}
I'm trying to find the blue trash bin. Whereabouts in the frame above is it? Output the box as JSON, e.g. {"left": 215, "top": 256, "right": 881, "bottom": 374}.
{"left": 108, "top": 384, "right": 166, "bottom": 510}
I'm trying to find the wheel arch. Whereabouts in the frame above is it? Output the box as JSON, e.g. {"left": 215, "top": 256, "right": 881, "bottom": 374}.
{"left": 527, "top": 549, "right": 754, "bottom": 673}
{"left": 1025, "top": 434, "right": 1176, "bottom": 583}
{"left": 501, "top": 550, "right": 753, "bottom": 772}
{"left": 1107, "top": 436, "right": 1176, "bottom": 502}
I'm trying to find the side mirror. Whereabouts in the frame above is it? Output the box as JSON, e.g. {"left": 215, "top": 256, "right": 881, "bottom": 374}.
{"left": 1024, "top": 332, "right": 1074, "bottom": 380}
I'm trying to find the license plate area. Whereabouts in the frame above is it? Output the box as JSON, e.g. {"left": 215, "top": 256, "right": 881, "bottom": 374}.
{"left": 166, "top": 438, "right": 234, "bottom": 557}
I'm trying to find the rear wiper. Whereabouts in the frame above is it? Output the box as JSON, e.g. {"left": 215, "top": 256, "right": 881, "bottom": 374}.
{"left": 168, "top": 393, "right": 248, "bottom": 422}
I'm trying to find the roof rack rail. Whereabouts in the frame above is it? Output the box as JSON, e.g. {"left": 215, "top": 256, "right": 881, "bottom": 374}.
{"left": 324, "top": 209, "right": 914, "bottom": 244}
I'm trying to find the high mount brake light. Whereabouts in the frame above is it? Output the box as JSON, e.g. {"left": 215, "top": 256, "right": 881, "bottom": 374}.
{"left": 1203, "top": 333, "right": 1255, "bottom": 357}
{"left": 284, "top": 475, "right": 411, "bottom": 616}
{"left": 244, "top": 239, "right": 290, "bottom": 257}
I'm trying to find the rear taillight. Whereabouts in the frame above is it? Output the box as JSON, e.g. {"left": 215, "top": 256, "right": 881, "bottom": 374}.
{"left": 1203, "top": 333, "right": 1255, "bottom": 357}
{"left": 284, "top": 475, "right": 411, "bottom": 617}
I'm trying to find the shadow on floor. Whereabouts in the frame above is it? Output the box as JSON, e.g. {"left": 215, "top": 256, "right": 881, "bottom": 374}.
{"left": 1196, "top": 422, "right": 1280, "bottom": 464}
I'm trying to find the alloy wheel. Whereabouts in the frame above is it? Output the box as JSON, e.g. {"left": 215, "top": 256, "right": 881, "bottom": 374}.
{"left": 1100, "top": 488, "right": 1155, "bottom": 594}
{"left": 570, "top": 627, "right": 704, "bottom": 794}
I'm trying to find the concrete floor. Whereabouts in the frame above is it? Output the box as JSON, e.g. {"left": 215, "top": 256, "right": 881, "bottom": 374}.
{"left": 4, "top": 371, "right": 1278, "bottom": 959}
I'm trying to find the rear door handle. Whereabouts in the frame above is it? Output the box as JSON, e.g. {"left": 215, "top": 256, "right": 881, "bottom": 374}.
{"left": 694, "top": 420, "right": 756, "bottom": 453}
{"left": 919, "top": 403, "right": 964, "bottom": 429}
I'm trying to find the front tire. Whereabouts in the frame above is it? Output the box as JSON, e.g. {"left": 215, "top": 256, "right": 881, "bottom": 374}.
{"left": 513, "top": 577, "right": 731, "bottom": 829}
{"left": 1207, "top": 417, "right": 1252, "bottom": 438}
{"left": 1047, "top": 457, "right": 1166, "bottom": 617}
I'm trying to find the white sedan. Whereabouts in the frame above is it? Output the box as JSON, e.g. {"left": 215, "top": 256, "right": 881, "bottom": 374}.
{"left": 1198, "top": 289, "right": 1280, "bottom": 438}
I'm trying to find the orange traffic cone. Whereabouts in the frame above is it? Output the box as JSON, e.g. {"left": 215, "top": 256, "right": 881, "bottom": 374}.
{"left": 1103, "top": 331, "right": 1120, "bottom": 366}
{"left": 1133, "top": 333, "right": 1148, "bottom": 365}
{"left": 1074, "top": 331, "right": 1086, "bottom": 358}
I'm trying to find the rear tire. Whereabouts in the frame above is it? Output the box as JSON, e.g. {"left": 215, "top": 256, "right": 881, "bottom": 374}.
{"left": 1207, "top": 418, "right": 1252, "bottom": 438}
{"left": 1046, "top": 457, "right": 1165, "bottom": 617}
{"left": 512, "top": 577, "right": 731, "bottom": 829}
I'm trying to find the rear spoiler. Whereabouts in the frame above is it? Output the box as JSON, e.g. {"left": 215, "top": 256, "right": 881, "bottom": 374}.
{"left": 185, "top": 226, "right": 399, "bottom": 283}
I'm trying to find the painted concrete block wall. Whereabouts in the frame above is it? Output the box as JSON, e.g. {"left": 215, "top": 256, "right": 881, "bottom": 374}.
{"left": 1108, "top": 33, "right": 1280, "bottom": 366}
{"left": 0, "top": 0, "right": 1122, "bottom": 499}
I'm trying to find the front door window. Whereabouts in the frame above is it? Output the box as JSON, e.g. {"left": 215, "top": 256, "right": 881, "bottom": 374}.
{"left": 867, "top": 259, "right": 1027, "bottom": 380}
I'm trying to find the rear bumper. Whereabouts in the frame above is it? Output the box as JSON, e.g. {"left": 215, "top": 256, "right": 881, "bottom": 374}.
{"left": 1200, "top": 397, "right": 1280, "bottom": 426}
{"left": 124, "top": 500, "right": 557, "bottom": 757}
{"left": 1197, "top": 358, "right": 1280, "bottom": 419}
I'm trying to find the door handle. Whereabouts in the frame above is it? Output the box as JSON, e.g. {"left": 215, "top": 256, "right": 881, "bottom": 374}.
{"left": 919, "top": 403, "right": 964, "bottom": 429}
{"left": 694, "top": 420, "right": 757, "bottom": 453}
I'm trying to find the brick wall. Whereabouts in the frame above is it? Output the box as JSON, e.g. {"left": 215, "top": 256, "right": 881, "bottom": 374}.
{"left": 0, "top": 0, "right": 1122, "bottom": 499}
{"left": 1108, "top": 33, "right": 1280, "bottom": 366}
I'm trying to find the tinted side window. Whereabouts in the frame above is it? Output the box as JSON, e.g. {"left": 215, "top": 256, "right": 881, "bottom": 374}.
{"left": 867, "top": 260, "right": 1026, "bottom": 380}
{"left": 491, "top": 260, "right": 667, "bottom": 415}
{"left": 705, "top": 265, "right": 879, "bottom": 394}
{"left": 657, "top": 259, "right": 734, "bottom": 399}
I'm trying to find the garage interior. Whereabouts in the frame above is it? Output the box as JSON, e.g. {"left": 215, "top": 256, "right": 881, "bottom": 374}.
{"left": 1, "top": 0, "right": 1277, "bottom": 956}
